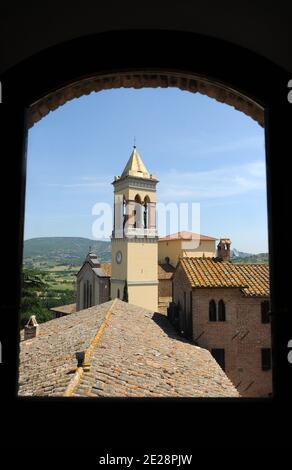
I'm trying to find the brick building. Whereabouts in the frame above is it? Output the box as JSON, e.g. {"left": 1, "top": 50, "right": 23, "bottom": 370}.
{"left": 171, "top": 243, "right": 271, "bottom": 397}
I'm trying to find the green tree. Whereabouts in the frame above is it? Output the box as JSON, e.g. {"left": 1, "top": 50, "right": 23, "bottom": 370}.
{"left": 20, "top": 268, "right": 53, "bottom": 327}
{"left": 122, "top": 279, "right": 128, "bottom": 302}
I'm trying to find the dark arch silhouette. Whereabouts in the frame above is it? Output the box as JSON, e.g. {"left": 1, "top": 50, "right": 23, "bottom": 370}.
{"left": 1, "top": 28, "right": 291, "bottom": 402}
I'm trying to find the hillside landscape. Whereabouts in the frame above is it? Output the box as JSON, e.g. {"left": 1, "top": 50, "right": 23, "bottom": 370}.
{"left": 21, "top": 237, "right": 268, "bottom": 325}
{"left": 23, "top": 237, "right": 111, "bottom": 268}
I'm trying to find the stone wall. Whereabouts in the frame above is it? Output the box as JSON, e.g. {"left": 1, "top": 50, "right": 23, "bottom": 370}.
{"left": 27, "top": 71, "right": 264, "bottom": 128}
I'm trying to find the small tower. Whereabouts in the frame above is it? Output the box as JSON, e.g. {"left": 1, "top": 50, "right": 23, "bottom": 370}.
{"left": 111, "top": 146, "right": 158, "bottom": 311}
{"left": 217, "top": 238, "right": 231, "bottom": 262}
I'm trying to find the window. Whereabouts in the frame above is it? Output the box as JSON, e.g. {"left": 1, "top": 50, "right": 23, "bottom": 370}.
{"left": 261, "top": 300, "right": 270, "bottom": 324}
{"left": 183, "top": 292, "right": 187, "bottom": 313}
{"left": 261, "top": 348, "right": 272, "bottom": 371}
{"left": 218, "top": 300, "right": 226, "bottom": 321}
{"left": 86, "top": 280, "right": 89, "bottom": 308}
{"left": 211, "top": 348, "right": 225, "bottom": 371}
{"left": 89, "top": 283, "right": 92, "bottom": 307}
{"left": 117, "top": 288, "right": 120, "bottom": 299}
{"left": 83, "top": 282, "right": 87, "bottom": 309}
{"left": 144, "top": 196, "right": 150, "bottom": 229}
{"left": 209, "top": 300, "right": 216, "bottom": 322}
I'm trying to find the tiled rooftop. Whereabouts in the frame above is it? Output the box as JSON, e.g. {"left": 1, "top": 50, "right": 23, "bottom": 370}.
{"left": 18, "top": 300, "right": 239, "bottom": 398}
{"left": 50, "top": 303, "right": 76, "bottom": 315}
{"left": 179, "top": 257, "right": 270, "bottom": 297}
{"left": 159, "top": 231, "right": 217, "bottom": 241}
{"left": 158, "top": 263, "right": 175, "bottom": 280}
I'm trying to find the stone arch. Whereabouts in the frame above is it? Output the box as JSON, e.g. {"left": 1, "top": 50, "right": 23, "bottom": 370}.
{"left": 133, "top": 194, "right": 143, "bottom": 228}
{"left": 27, "top": 71, "right": 264, "bottom": 128}
{"left": 134, "top": 194, "right": 142, "bottom": 204}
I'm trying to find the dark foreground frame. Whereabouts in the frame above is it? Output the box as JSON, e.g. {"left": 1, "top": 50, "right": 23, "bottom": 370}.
{"left": 0, "top": 29, "right": 291, "bottom": 448}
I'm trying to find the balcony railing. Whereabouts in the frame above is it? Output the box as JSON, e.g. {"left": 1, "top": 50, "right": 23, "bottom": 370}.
{"left": 113, "top": 227, "right": 158, "bottom": 238}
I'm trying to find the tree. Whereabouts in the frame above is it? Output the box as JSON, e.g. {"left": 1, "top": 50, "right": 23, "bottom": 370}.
{"left": 20, "top": 268, "right": 53, "bottom": 327}
{"left": 122, "top": 279, "right": 128, "bottom": 302}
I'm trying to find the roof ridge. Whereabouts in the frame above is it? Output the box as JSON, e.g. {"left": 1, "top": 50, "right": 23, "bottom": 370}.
{"left": 63, "top": 299, "right": 118, "bottom": 397}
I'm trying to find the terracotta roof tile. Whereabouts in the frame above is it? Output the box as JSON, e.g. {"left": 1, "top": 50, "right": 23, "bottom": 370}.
{"left": 159, "top": 231, "right": 217, "bottom": 241}
{"left": 50, "top": 303, "right": 76, "bottom": 315}
{"left": 158, "top": 263, "right": 175, "bottom": 280}
{"left": 179, "top": 258, "right": 270, "bottom": 297}
{"left": 234, "top": 263, "right": 270, "bottom": 297}
{"left": 100, "top": 262, "right": 111, "bottom": 277}
{"left": 18, "top": 300, "right": 239, "bottom": 398}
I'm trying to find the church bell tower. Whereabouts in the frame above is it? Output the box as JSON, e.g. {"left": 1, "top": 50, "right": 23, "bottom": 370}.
{"left": 111, "top": 146, "right": 158, "bottom": 311}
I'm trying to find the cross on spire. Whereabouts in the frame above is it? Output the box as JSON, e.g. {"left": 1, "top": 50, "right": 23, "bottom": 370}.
{"left": 133, "top": 136, "right": 136, "bottom": 148}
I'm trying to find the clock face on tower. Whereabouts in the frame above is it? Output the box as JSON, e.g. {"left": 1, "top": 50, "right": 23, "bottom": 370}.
{"left": 116, "top": 250, "right": 122, "bottom": 264}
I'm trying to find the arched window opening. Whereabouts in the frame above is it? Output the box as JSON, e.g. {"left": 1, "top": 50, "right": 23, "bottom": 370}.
{"left": 144, "top": 195, "right": 150, "bottom": 229}
{"left": 117, "top": 288, "right": 120, "bottom": 299}
{"left": 89, "top": 283, "right": 93, "bottom": 307}
{"left": 209, "top": 300, "right": 216, "bottom": 322}
{"left": 83, "top": 282, "right": 87, "bottom": 309}
{"left": 86, "top": 280, "right": 90, "bottom": 308}
{"left": 134, "top": 194, "right": 142, "bottom": 228}
{"left": 123, "top": 196, "right": 127, "bottom": 229}
{"left": 218, "top": 300, "right": 226, "bottom": 321}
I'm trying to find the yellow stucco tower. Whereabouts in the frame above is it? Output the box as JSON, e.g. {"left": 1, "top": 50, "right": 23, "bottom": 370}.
{"left": 111, "top": 146, "right": 158, "bottom": 311}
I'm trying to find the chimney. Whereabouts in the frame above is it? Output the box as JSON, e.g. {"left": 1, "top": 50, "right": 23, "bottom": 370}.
{"left": 24, "top": 315, "right": 39, "bottom": 340}
{"left": 217, "top": 238, "right": 231, "bottom": 262}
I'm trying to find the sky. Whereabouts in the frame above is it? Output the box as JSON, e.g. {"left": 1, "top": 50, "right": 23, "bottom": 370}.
{"left": 24, "top": 88, "right": 268, "bottom": 253}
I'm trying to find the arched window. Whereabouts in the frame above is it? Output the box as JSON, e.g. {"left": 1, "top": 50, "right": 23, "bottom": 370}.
{"left": 144, "top": 195, "right": 150, "bottom": 228}
{"left": 123, "top": 196, "right": 127, "bottom": 229}
{"left": 134, "top": 194, "right": 142, "bottom": 228}
{"left": 83, "top": 282, "right": 87, "bottom": 309}
{"left": 89, "top": 283, "right": 93, "bottom": 307}
{"left": 117, "top": 288, "right": 120, "bottom": 299}
{"left": 86, "top": 280, "right": 90, "bottom": 308}
{"left": 218, "top": 299, "right": 226, "bottom": 321}
{"left": 209, "top": 300, "right": 216, "bottom": 321}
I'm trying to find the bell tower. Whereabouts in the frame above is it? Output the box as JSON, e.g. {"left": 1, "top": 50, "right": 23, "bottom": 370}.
{"left": 111, "top": 146, "right": 158, "bottom": 311}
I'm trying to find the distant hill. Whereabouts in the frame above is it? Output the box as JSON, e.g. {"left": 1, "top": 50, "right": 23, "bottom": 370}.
{"left": 231, "top": 248, "right": 253, "bottom": 259}
{"left": 231, "top": 252, "right": 268, "bottom": 264}
{"left": 23, "top": 237, "right": 268, "bottom": 269}
{"left": 23, "top": 237, "right": 111, "bottom": 268}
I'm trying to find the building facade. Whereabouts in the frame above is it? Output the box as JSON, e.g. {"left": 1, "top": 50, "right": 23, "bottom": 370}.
{"left": 111, "top": 146, "right": 158, "bottom": 311}
{"left": 158, "top": 231, "right": 217, "bottom": 266}
{"left": 76, "top": 252, "right": 111, "bottom": 311}
{"left": 171, "top": 244, "right": 271, "bottom": 397}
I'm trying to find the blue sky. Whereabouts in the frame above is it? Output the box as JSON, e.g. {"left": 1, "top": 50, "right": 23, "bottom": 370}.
{"left": 25, "top": 88, "right": 268, "bottom": 253}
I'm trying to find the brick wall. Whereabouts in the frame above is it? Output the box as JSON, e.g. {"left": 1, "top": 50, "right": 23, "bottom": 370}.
{"left": 172, "top": 265, "right": 272, "bottom": 397}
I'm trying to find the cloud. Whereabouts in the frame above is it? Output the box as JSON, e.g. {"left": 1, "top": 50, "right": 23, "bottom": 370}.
{"left": 158, "top": 161, "right": 266, "bottom": 201}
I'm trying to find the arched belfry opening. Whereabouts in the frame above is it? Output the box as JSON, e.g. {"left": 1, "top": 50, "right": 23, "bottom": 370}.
{"left": 144, "top": 195, "right": 151, "bottom": 229}
{"left": 134, "top": 194, "right": 142, "bottom": 229}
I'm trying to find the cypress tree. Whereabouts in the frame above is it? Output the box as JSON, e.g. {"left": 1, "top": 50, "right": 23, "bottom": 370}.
{"left": 122, "top": 279, "right": 128, "bottom": 302}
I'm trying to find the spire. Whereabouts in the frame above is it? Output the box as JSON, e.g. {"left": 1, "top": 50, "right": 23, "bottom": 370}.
{"left": 121, "top": 146, "right": 151, "bottom": 179}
